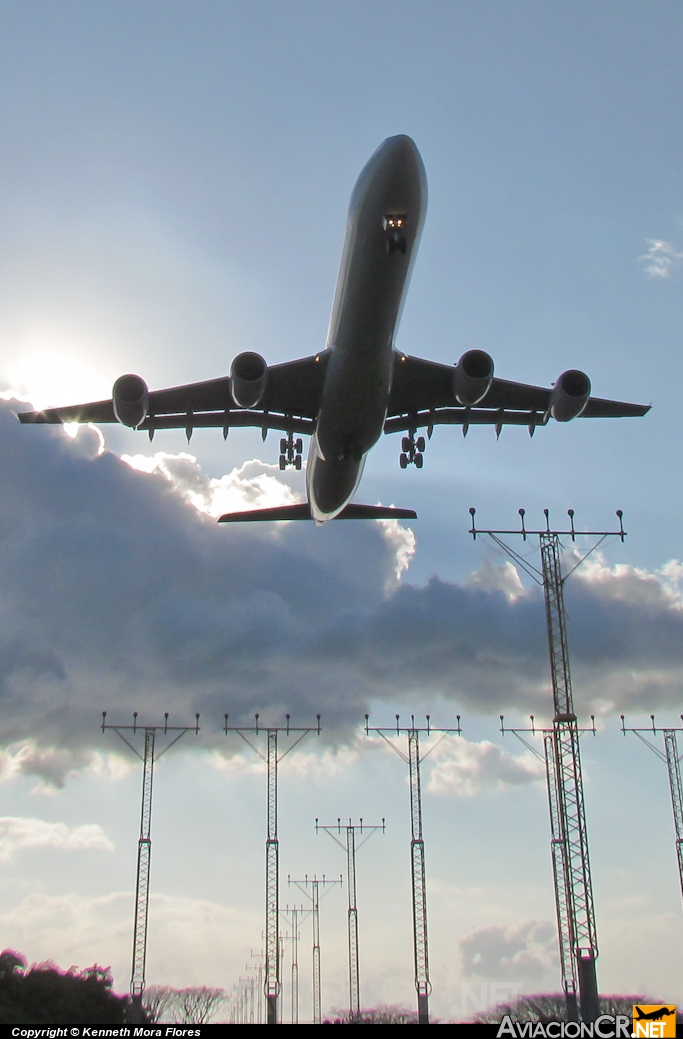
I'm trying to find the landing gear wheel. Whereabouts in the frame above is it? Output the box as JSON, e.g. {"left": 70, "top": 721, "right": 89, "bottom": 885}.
{"left": 280, "top": 438, "right": 288, "bottom": 454}
{"left": 295, "top": 438, "right": 303, "bottom": 454}
{"left": 279, "top": 454, "right": 286, "bottom": 471}
{"left": 399, "top": 453, "right": 408, "bottom": 470}
{"left": 294, "top": 455, "right": 302, "bottom": 471}
{"left": 415, "top": 453, "right": 424, "bottom": 469}
{"left": 402, "top": 436, "right": 412, "bottom": 453}
{"left": 416, "top": 436, "right": 426, "bottom": 453}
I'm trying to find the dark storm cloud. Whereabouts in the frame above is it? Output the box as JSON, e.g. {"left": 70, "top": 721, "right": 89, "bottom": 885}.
{"left": 0, "top": 400, "right": 682, "bottom": 759}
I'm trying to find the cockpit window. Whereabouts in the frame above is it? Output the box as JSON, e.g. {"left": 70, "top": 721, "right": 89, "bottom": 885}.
{"left": 383, "top": 213, "right": 407, "bottom": 229}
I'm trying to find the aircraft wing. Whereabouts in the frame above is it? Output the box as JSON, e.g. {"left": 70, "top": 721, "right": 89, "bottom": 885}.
{"left": 18, "top": 353, "right": 329, "bottom": 436}
{"left": 385, "top": 354, "right": 650, "bottom": 434}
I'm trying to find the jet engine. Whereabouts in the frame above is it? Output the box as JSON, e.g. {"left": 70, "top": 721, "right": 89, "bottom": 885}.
{"left": 453, "top": 349, "right": 494, "bottom": 406}
{"left": 230, "top": 352, "right": 268, "bottom": 408}
{"left": 550, "top": 369, "right": 591, "bottom": 422}
{"left": 112, "top": 374, "right": 149, "bottom": 428}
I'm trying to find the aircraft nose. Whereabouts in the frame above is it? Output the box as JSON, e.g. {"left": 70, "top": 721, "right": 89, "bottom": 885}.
{"left": 382, "top": 134, "right": 420, "bottom": 164}
{"left": 349, "top": 134, "right": 427, "bottom": 218}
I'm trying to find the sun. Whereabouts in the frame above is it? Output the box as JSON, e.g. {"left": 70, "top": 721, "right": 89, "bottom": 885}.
{"left": 0, "top": 343, "right": 110, "bottom": 414}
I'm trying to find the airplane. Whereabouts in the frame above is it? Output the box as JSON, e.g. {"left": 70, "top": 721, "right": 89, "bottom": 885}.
{"left": 633, "top": 1008, "right": 675, "bottom": 1021}
{"left": 18, "top": 135, "right": 650, "bottom": 524}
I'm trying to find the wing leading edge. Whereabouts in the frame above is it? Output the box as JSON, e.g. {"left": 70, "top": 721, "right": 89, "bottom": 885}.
{"left": 17, "top": 353, "right": 330, "bottom": 437}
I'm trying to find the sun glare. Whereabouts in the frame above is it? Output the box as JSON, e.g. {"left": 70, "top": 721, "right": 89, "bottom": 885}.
{"left": 0, "top": 345, "right": 110, "bottom": 413}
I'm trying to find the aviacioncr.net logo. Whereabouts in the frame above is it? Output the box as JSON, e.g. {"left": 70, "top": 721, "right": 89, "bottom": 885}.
{"left": 631, "top": 1005, "right": 676, "bottom": 1039}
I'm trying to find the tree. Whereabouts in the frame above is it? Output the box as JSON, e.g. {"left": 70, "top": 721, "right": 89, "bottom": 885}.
{"left": 0, "top": 950, "right": 129, "bottom": 1024}
{"left": 325, "top": 1004, "right": 419, "bottom": 1024}
{"left": 176, "top": 987, "right": 226, "bottom": 1024}
{"left": 143, "top": 985, "right": 178, "bottom": 1023}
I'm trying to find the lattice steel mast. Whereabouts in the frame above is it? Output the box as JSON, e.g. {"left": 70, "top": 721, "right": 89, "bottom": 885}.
{"left": 316, "top": 818, "right": 385, "bottom": 1020}
{"left": 101, "top": 711, "right": 199, "bottom": 1023}
{"left": 279, "top": 904, "right": 306, "bottom": 1024}
{"left": 289, "top": 873, "right": 342, "bottom": 1024}
{"left": 266, "top": 729, "right": 278, "bottom": 1023}
{"left": 364, "top": 713, "right": 461, "bottom": 1024}
{"left": 621, "top": 714, "right": 683, "bottom": 909}
{"left": 470, "top": 508, "right": 626, "bottom": 1024}
{"left": 312, "top": 881, "right": 321, "bottom": 1023}
{"left": 133, "top": 727, "right": 154, "bottom": 1011}
{"left": 500, "top": 713, "right": 597, "bottom": 1022}
{"left": 290, "top": 906, "right": 299, "bottom": 1024}
{"left": 224, "top": 713, "right": 321, "bottom": 1024}
{"left": 347, "top": 827, "right": 359, "bottom": 1019}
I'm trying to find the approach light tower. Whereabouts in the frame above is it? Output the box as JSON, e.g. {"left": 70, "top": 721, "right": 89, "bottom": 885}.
{"left": 289, "top": 874, "right": 343, "bottom": 1024}
{"left": 500, "top": 713, "right": 597, "bottom": 1023}
{"left": 469, "top": 508, "right": 627, "bottom": 1024}
{"left": 101, "top": 711, "right": 200, "bottom": 1024}
{"left": 224, "top": 713, "right": 321, "bottom": 1025}
{"left": 364, "top": 713, "right": 462, "bottom": 1024}
{"left": 316, "top": 818, "right": 385, "bottom": 1021}
{"left": 620, "top": 715, "right": 683, "bottom": 911}
{"left": 280, "top": 904, "right": 307, "bottom": 1024}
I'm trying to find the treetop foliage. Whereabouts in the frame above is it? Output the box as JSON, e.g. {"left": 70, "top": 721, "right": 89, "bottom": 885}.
{"left": 0, "top": 949, "right": 129, "bottom": 1024}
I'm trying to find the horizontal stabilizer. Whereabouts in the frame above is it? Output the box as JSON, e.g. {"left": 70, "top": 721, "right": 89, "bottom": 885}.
{"left": 217, "top": 503, "right": 417, "bottom": 523}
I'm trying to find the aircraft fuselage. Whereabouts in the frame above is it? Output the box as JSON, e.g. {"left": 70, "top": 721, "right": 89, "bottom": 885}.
{"left": 306, "top": 135, "right": 427, "bottom": 522}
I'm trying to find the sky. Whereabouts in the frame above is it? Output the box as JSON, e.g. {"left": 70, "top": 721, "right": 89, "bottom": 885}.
{"left": 0, "top": 0, "right": 682, "bottom": 1023}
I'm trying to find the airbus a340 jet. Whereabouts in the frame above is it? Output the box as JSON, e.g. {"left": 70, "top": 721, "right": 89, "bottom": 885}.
{"left": 20, "top": 136, "right": 649, "bottom": 523}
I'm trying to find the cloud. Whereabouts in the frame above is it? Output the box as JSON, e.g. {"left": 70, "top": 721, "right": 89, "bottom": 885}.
{"left": 427, "top": 740, "right": 544, "bottom": 797}
{"left": 2, "top": 400, "right": 683, "bottom": 763}
{"left": 0, "top": 743, "right": 132, "bottom": 790}
{"left": 465, "top": 558, "right": 525, "bottom": 601}
{"left": 0, "top": 817, "right": 113, "bottom": 861}
{"left": 121, "top": 451, "right": 416, "bottom": 585}
{"left": 121, "top": 452, "right": 300, "bottom": 519}
{"left": 0, "top": 891, "right": 258, "bottom": 992}
{"left": 210, "top": 741, "right": 362, "bottom": 783}
{"left": 639, "top": 239, "right": 683, "bottom": 278}
{"left": 460, "top": 921, "right": 557, "bottom": 983}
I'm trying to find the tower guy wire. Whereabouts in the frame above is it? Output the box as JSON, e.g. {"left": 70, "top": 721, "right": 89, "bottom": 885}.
{"left": 620, "top": 714, "right": 683, "bottom": 911}
{"left": 289, "top": 873, "right": 343, "bottom": 1024}
{"left": 100, "top": 710, "right": 200, "bottom": 1024}
{"left": 364, "top": 713, "right": 462, "bottom": 1024}
{"left": 470, "top": 507, "right": 626, "bottom": 1024}
{"left": 224, "top": 712, "right": 321, "bottom": 1025}
{"left": 316, "top": 818, "right": 385, "bottom": 1021}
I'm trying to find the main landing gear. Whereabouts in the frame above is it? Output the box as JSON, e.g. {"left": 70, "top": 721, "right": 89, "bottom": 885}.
{"left": 279, "top": 434, "right": 303, "bottom": 470}
{"left": 399, "top": 433, "right": 425, "bottom": 469}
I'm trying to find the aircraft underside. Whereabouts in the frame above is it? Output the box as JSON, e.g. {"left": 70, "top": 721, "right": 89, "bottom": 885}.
{"left": 16, "top": 135, "right": 650, "bottom": 523}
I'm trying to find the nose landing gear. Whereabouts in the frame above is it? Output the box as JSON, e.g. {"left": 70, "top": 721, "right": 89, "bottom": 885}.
{"left": 279, "top": 434, "right": 303, "bottom": 471}
{"left": 399, "top": 432, "right": 425, "bottom": 469}
{"left": 384, "top": 214, "right": 408, "bottom": 255}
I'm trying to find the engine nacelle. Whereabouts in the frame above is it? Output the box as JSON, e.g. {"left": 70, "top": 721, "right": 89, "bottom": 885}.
{"left": 112, "top": 374, "right": 149, "bottom": 428}
{"left": 230, "top": 352, "right": 268, "bottom": 409}
{"left": 550, "top": 369, "right": 591, "bottom": 422}
{"left": 453, "top": 349, "right": 494, "bottom": 406}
